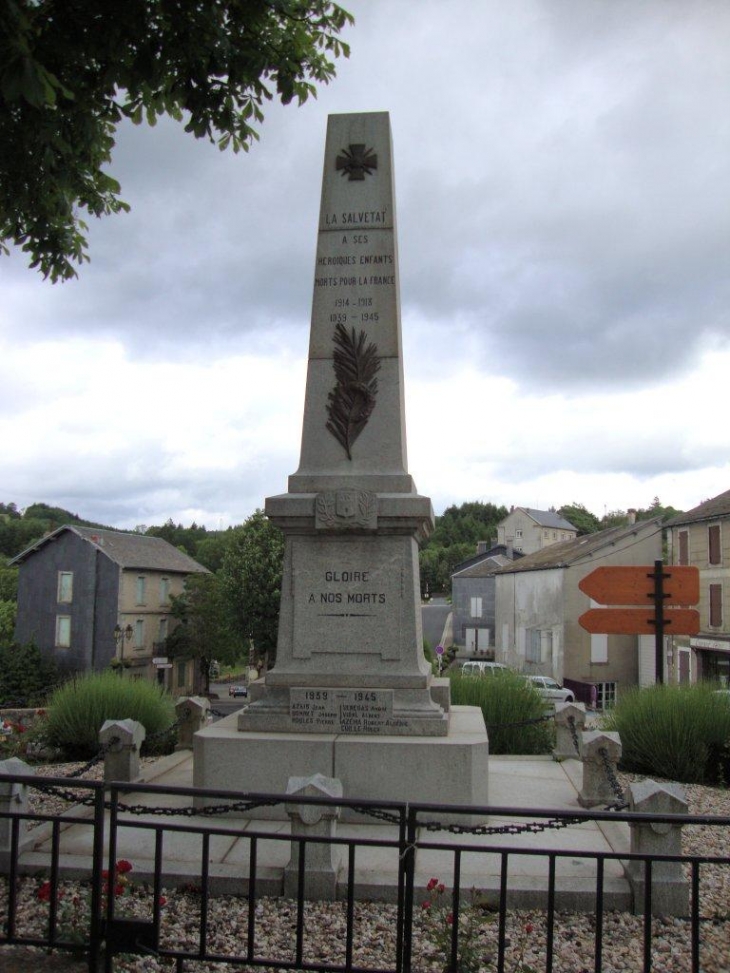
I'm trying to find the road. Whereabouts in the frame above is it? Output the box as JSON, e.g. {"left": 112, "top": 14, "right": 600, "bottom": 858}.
{"left": 421, "top": 597, "right": 451, "bottom": 649}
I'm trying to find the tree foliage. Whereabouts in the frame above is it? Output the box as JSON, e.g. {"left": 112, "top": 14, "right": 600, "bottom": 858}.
{"left": 219, "top": 509, "right": 284, "bottom": 667}
{"left": 165, "top": 572, "right": 245, "bottom": 694}
{"left": 419, "top": 501, "right": 508, "bottom": 594}
{"left": 0, "top": 0, "right": 353, "bottom": 280}
{"left": 557, "top": 502, "right": 601, "bottom": 536}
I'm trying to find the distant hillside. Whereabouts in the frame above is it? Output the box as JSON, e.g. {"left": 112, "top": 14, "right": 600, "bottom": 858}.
{"left": 0, "top": 502, "right": 113, "bottom": 560}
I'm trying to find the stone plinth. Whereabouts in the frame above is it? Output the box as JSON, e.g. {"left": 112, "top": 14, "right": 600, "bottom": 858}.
{"left": 285, "top": 774, "right": 343, "bottom": 901}
{"left": 626, "top": 779, "right": 689, "bottom": 916}
{"left": 195, "top": 706, "right": 488, "bottom": 823}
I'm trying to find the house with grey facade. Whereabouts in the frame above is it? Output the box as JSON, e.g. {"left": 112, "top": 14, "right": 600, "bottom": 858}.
{"left": 451, "top": 543, "right": 521, "bottom": 658}
{"left": 493, "top": 518, "right": 662, "bottom": 708}
{"left": 497, "top": 507, "right": 577, "bottom": 555}
{"left": 12, "top": 526, "right": 208, "bottom": 693}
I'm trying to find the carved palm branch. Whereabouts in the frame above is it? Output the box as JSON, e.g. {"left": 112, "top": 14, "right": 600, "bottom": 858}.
{"left": 326, "top": 322, "right": 381, "bottom": 459}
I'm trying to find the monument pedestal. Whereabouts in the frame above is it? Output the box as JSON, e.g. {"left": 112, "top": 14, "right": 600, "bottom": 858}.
{"left": 194, "top": 706, "right": 488, "bottom": 822}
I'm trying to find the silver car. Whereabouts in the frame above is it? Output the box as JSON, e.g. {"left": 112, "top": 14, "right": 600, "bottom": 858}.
{"left": 525, "top": 675, "right": 575, "bottom": 703}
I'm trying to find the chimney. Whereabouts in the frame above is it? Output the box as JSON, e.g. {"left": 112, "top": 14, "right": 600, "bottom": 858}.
{"left": 627, "top": 508, "right": 636, "bottom": 525}
{"left": 476, "top": 541, "right": 488, "bottom": 555}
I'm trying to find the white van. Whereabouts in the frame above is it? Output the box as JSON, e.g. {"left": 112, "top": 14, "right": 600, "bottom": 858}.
{"left": 460, "top": 661, "right": 509, "bottom": 677}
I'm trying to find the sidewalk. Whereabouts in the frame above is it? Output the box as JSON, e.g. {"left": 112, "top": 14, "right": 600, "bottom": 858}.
{"left": 19, "top": 752, "right": 631, "bottom": 911}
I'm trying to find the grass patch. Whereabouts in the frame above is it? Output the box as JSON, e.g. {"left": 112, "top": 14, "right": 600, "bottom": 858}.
{"left": 449, "top": 670, "right": 553, "bottom": 755}
{"left": 46, "top": 672, "right": 175, "bottom": 760}
{"left": 601, "top": 683, "right": 730, "bottom": 784}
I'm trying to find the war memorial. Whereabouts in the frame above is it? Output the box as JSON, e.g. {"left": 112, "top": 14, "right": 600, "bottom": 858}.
{"left": 194, "top": 112, "right": 489, "bottom": 813}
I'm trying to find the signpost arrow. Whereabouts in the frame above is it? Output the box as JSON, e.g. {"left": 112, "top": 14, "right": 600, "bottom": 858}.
{"left": 579, "top": 607, "right": 700, "bottom": 636}
{"left": 578, "top": 565, "right": 699, "bottom": 606}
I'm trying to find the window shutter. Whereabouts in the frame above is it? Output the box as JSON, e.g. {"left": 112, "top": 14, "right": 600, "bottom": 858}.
{"left": 709, "top": 525, "right": 721, "bottom": 566}
{"left": 678, "top": 530, "right": 689, "bottom": 566}
{"left": 709, "top": 584, "right": 722, "bottom": 627}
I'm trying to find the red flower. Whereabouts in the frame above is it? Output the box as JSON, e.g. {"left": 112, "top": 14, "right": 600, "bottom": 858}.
{"left": 525, "top": 922, "right": 534, "bottom": 934}
{"left": 116, "top": 859, "right": 133, "bottom": 874}
{"left": 437, "top": 883, "right": 445, "bottom": 894}
{"left": 37, "top": 881, "right": 52, "bottom": 902}
{"left": 113, "top": 883, "right": 125, "bottom": 897}
{"left": 446, "top": 913, "right": 454, "bottom": 925}
{"left": 426, "top": 877, "right": 439, "bottom": 891}
{"left": 158, "top": 895, "right": 167, "bottom": 907}
{"left": 421, "top": 901, "right": 431, "bottom": 910}
{"left": 101, "top": 869, "right": 110, "bottom": 880}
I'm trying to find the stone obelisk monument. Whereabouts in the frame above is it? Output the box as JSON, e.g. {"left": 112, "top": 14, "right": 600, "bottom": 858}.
{"left": 195, "top": 113, "right": 488, "bottom": 812}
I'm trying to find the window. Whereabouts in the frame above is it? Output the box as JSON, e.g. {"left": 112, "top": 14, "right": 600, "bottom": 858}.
{"left": 134, "top": 619, "right": 145, "bottom": 649}
{"left": 590, "top": 633, "right": 608, "bottom": 664}
{"left": 158, "top": 618, "right": 168, "bottom": 641}
{"left": 709, "top": 525, "right": 721, "bottom": 566}
{"left": 710, "top": 584, "right": 723, "bottom": 628}
{"left": 55, "top": 615, "right": 71, "bottom": 648}
{"left": 515, "top": 529, "right": 523, "bottom": 539}
{"left": 177, "top": 661, "right": 187, "bottom": 689}
{"left": 526, "top": 629, "right": 541, "bottom": 664}
{"left": 159, "top": 577, "right": 170, "bottom": 604}
{"left": 595, "top": 682, "right": 617, "bottom": 710}
{"left": 470, "top": 596, "right": 483, "bottom": 618}
{"left": 57, "top": 571, "right": 73, "bottom": 603}
{"left": 136, "top": 576, "right": 147, "bottom": 605}
{"left": 678, "top": 530, "right": 689, "bottom": 566}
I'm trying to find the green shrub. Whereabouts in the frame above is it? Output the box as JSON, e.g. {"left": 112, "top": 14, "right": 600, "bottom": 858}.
{"left": 601, "top": 683, "right": 730, "bottom": 784}
{"left": 0, "top": 642, "right": 59, "bottom": 706}
{"left": 45, "top": 673, "right": 175, "bottom": 760}
{"left": 449, "top": 670, "right": 553, "bottom": 755}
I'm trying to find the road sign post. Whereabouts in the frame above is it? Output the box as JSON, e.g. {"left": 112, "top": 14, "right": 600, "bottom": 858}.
{"left": 578, "top": 562, "right": 700, "bottom": 684}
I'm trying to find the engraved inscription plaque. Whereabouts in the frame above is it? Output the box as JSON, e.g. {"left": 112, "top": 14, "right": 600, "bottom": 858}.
{"left": 291, "top": 687, "right": 409, "bottom": 734}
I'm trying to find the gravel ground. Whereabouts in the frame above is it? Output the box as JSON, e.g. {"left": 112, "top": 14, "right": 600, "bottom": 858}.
{"left": 2, "top": 765, "right": 729, "bottom": 972}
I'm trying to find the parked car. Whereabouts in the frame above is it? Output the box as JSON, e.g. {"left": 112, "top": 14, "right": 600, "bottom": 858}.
{"left": 229, "top": 685, "right": 249, "bottom": 698}
{"left": 524, "top": 674, "right": 574, "bottom": 703}
{"left": 460, "top": 661, "right": 510, "bottom": 677}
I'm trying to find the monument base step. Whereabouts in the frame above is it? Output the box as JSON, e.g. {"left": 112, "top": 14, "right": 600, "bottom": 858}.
{"left": 193, "top": 705, "right": 489, "bottom": 823}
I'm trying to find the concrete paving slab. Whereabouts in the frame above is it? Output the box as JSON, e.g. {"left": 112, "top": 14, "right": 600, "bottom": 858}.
{"left": 17, "top": 749, "right": 634, "bottom": 911}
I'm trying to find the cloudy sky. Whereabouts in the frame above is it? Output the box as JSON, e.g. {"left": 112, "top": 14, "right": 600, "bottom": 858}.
{"left": 2, "top": 0, "right": 729, "bottom": 530}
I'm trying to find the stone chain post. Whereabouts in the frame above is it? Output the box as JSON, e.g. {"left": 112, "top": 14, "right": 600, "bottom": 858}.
{"left": 627, "top": 779, "right": 689, "bottom": 916}
{"left": 285, "top": 774, "right": 343, "bottom": 901}
{"left": 99, "top": 719, "right": 146, "bottom": 783}
{"left": 578, "top": 730, "right": 622, "bottom": 807}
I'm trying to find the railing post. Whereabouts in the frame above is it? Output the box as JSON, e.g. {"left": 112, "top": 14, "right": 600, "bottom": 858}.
{"left": 626, "top": 779, "right": 689, "bottom": 916}
{"left": 553, "top": 702, "right": 586, "bottom": 759}
{"left": 284, "top": 774, "right": 343, "bottom": 901}
{"left": 175, "top": 696, "right": 210, "bottom": 750}
{"left": 0, "top": 757, "right": 34, "bottom": 871}
{"left": 99, "top": 719, "right": 146, "bottom": 783}
{"left": 400, "top": 804, "right": 418, "bottom": 973}
{"left": 579, "top": 730, "right": 622, "bottom": 807}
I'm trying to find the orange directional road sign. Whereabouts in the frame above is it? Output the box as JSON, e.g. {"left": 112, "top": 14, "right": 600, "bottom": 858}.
{"left": 579, "top": 607, "right": 701, "bottom": 636}
{"left": 578, "top": 565, "right": 699, "bottom": 606}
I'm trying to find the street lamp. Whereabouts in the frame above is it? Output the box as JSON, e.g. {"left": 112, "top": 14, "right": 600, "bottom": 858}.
{"left": 113, "top": 623, "right": 133, "bottom": 670}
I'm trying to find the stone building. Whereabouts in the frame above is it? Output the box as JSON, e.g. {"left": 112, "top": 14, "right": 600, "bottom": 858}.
{"left": 12, "top": 525, "right": 208, "bottom": 693}
{"left": 496, "top": 507, "right": 577, "bottom": 555}
{"left": 665, "top": 489, "right": 730, "bottom": 685}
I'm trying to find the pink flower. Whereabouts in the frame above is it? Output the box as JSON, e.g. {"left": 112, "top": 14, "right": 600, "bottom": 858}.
{"left": 437, "top": 883, "right": 445, "bottom": 894}
{"left": 421, "top": 901, "right": 431, "bottom": 910}
{"left": 446, "top": 913, "right": 454, "bottom": 925}
{"left": 426, "top": 877, "right": 439, "bottom": 891}
{"left": 158, "top": 895, "right": 167, "bottom": 907}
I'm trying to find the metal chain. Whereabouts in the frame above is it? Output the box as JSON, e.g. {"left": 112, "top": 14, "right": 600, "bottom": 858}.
{"left": 421, "top": 814, "right": 587, "bottom": 837}
{"left": 598, "top": 746, "right": 628, "bottom": 810}
{"left": 62, "top": 737, "right": 118, "bottom": 779}
{"left": 566, "top": 715, "right": 581, "bottom": 755}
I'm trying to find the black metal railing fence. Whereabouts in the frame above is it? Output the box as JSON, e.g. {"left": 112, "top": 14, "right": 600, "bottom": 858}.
{"left": 0, "top": 773, "right": 728, "bottom": 973}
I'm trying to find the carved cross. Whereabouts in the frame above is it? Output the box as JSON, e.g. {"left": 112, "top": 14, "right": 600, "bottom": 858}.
{"left": 336, "top": 144, "right": 378, "bottom": 181}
